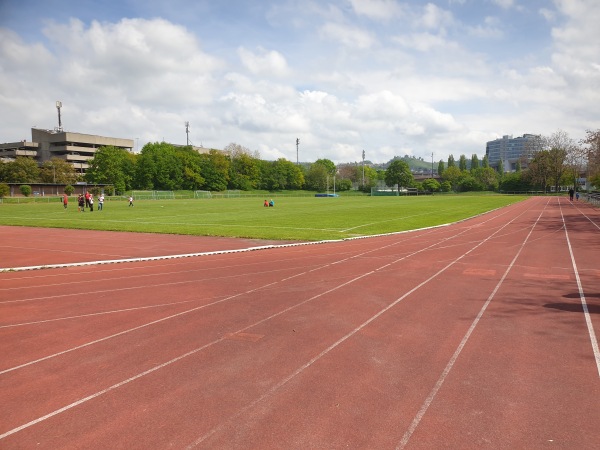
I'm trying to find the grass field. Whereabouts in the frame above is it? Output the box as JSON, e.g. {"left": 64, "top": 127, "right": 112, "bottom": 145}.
{"left": 0, "top": 195, "right": 526, "bottom": 241}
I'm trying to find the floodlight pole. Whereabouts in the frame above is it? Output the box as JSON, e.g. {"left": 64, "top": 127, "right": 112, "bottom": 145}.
{"left": 431, "top": 152, "right": 434, "bottom": 178}
{"left": 185, "top": 122, "right": 190, "bottom": 146}
{"left": 296, "top": 138, "right": 300, "bottom": 165}
{"left": 362, "top": 149, "right": 365, "bottom": 187}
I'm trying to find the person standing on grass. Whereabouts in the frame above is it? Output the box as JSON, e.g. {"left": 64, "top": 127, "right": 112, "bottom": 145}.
{"left": 98, "top": 194, "right": 104, "bottom": 211}
{"left": 89, "top": 194, "right": 94, "bottom": 212}
{"left": 78, "top": 194, "right": 85, "bottom": 212}
{"left": 63, "top": 193, "right": 68, "bottom": 209}
{"left": 129, "top": 196, "right": 134, "bottom": 207}
{"left": 85, "top": 191, "right": 91, "bottom": 209}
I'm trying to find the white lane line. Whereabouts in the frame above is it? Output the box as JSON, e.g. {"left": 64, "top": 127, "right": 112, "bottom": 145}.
{"left": 0, "top": 202, "right": 530, "bottom": 441}
{"left": 396, "top": 199, "right": 548, "bottom": 449}
{"left": 0, "top": 225, "right": 441, "bottom": 375}
{"left": 0, "top": 202, "right": 512, "bottom": 440}
{"left": 560, "top": 200, "right": 600, "bottom": 377}
{"left": 187, "top": 201, "right": 531, "bottom": 447}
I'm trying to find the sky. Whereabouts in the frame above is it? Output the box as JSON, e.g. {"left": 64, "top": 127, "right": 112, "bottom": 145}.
{"left": 0, "top": 0, "right": 598, "bottom": 164}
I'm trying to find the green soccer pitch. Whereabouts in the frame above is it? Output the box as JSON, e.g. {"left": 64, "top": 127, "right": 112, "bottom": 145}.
{"left": 0, "top": 195, "right": 526, "bottom": 241}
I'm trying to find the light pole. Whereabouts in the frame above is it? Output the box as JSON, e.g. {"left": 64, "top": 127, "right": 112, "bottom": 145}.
{"left": 362, "top": 149, "right": 365, "bottom": 187}
{"left": 185, "top": 122, "right": 190, "bottom": 146}
{"left": 296, "top": 138, "right": 300, "bottom": 165}
{"left": 431, "top": 152, "right": 434, "bottom": 178}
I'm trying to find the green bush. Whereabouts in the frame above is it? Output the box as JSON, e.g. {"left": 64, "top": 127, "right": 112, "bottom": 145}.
{"left": 0, "top": 182, "right": 9, "bottom": 198}
{"left": 64, "top": 185, "right": 75, "bottom": 195}
{"left": 20, "top": 185, "right": 32, "bottom": 197}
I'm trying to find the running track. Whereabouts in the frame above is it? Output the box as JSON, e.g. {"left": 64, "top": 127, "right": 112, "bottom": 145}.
{"left": 1, "top": 196, "right": 599, "bottom": 449}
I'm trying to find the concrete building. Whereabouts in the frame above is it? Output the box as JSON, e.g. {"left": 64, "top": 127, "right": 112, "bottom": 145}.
{"left": 0, "top": 128, "right": 134, "bottom": 173}
{"left": 485, "top": 134, "right": 539, "bottom": 172}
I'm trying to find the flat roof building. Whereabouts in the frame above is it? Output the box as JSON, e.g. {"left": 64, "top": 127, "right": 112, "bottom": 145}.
{"left": 0, "top": 128, "right": 134, "bottom": 173}
{"left": 485, "top": 134, "right": 539, "bottom": 172}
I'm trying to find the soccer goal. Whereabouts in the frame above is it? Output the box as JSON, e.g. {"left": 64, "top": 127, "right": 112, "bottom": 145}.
{"left": 194, "top": 190, "right": 212, "bottom": 199}
{"left": 131, "top": 190, "right": 155, "bottom": 200}
{"left": 154, "top": 190, "right": 175, "bottom": 199}
{"left": 226, "top": 190, "right": 241, "bottom": 198}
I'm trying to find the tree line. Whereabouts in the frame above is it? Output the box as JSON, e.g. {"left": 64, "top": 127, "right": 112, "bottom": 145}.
{"left": 1, "top": 129, "right": 598, "bottom": 196}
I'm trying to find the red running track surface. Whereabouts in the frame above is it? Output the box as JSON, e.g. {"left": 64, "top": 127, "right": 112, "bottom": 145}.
{"left": 0, "top": 196, "right": 599, "bottom": 448}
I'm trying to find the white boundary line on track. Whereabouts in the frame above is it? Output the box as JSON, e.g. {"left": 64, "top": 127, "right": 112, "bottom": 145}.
{"left": 396, "top": 198, "right": 548, "bottom": 449}
{"left": 559, "top": 200, "right": 600, "bottom": 377}
{"left": 0, "top": 204, "right": 520, "bottom": 441}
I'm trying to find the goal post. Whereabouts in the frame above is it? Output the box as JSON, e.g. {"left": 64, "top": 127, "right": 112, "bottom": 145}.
{"left": 154, "top": 190, "right": 175, "bottom": 199}
{"left": 226, "top": 190, "right": 241, "bottom": 198}
{"left": 194, "top": 190, "right": 212, "bottom": 199}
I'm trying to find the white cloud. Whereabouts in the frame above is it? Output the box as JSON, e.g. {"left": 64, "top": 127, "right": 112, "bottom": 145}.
{"left": 237, "top": 47, "right": 290, "bottom": 77}
{"left": 319, "top": 22, "right": 376, "bottom": 49}
{"left": 348, "top": 0, "right": 405, "bottom": 21}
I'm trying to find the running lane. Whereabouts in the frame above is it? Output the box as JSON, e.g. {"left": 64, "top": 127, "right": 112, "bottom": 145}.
{"left": 0, "top": 197, "right": 598, "bottom": 449}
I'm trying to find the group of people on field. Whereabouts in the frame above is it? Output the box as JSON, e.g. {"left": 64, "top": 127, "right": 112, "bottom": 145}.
{"left": 263, "top": 199, "right": 274, "bottom": 207}
{"left": 62, "top": 191, "right": 104, "bottom": 212}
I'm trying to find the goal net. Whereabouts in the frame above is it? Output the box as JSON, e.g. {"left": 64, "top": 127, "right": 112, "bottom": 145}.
{"left": 194, "top": 190, "right": 212, "bottom": 199}
{"left": 131, "top": 190, "right": 175, "bottom": 200}
{"left": 226, "top": 190, "right": 241, "bottom": 197}
{"left": 154, "top": 190, "right": 175, "bottom": 199}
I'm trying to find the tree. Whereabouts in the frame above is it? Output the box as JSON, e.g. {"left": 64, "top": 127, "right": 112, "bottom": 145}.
{"left": 472, "top": 167, "right": 499, "bottom": 191}
{"left": 86, "top": 146, "right": 136, "bottom": 194}
{"left": 40, "top": 158, "right": 78, "bottom": 185}
{"left": 134, "top": 142, "right": 183, "bottom": 190}
{"left": 526, "top": 150, "right": 552, "bottom": 192}
{"left": 313, "top": 158, "right": 336, "bottom": 176}
{"left": 175, "top": 147, "right": 205, "bottom": 190}
{"left": 437, "top": 160, "right": 445, "bottom": 177}
{"left": 442, "top": 166, "right": 462, "bottom": 192}
{"left": 384, "top": 159, "right": 413, "bottom": 194}
{"left": 225, "top": 148, "right": 260, "bottom": 191}
{"left": 470, "top": 154, "right": 480, "bottom": 171}
{"left": 200, "top": 150, "right": 230, "bottom": 192}
{"left": 304, "top": 163, "right": 329, "bottom": 191}
{"left": 482, "top": 155, "right": 489, "bottom": 168}
{"left": 0, "top": 182, "right": 9, "bottom": 198}
{"left": 64, "top": 185, "right": 75, "bottom": 195}
{"left": 459, "top": 154, "right": 468, "bottom": 171}
{"left": 2, "top": 157, "right": 40, "bottom": 183}
{"left": 582, "top": 129, "right": 600, "bottom": 189}
{"left": 422, "top": 178, "right": 441, "bottom": 192}
{"left": 447, "top": 154, "right": 455, "bottom": 168}
{"left": 542, "top": 130, "right": 574, "bottom": 193}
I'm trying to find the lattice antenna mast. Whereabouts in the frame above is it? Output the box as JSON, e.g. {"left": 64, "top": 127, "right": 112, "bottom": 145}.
{"left": 56, "top": 101, "right": 63, "bottom": 131}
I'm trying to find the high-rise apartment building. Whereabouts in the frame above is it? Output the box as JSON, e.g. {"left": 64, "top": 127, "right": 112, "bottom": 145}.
{"left": 485, "top": 134, "right": 539, "bottom": 172}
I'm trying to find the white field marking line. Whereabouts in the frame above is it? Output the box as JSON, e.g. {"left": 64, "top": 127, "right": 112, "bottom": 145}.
{"left": 340, "top": 207, "right": 457, "bottom": 232}
{"left": 396, "top": 197, "right": 549, "bottom": 449}
{"left": 559, "top": 199, "right": 600, "bottom": 377}
{"left": 0, "top": 206, "right": 501, "bottom": 440}
{"left": 6, "top": 215, "right": 343, "bottom": 233}
{"left": 0, "top": 198, "right": 523, "bottom": 273}
{"left": 0, "top": 225, "right": 442, "bottom": 376}
{"left": 187, "top": 203, "right": 533, "bottom": 447}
